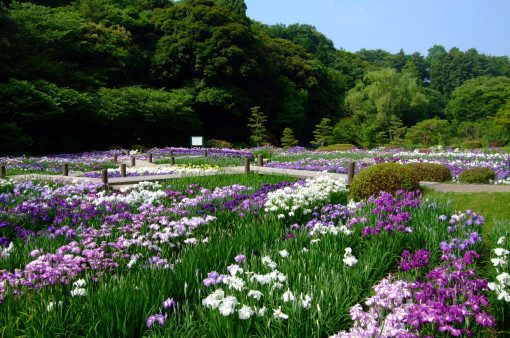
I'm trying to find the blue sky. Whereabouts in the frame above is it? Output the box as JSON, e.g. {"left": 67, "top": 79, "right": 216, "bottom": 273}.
{"left": 245, "top": 0, "right": 510, "bottom": 57}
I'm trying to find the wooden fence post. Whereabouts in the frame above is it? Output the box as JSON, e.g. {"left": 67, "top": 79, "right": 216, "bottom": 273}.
{"left": 169, "top": 150, "right": 173, "bottom": 157}
{"left": 62, "top": 163, "right": 69, "bottom": 176}
{"left": 203, "top": 149, "right": 208, "bottom": 158}
{"left": 102, "top": 169, "right": 108, "bottom": 187}
{"left": 148, "top": 153, "right": 153, "bottom": 163}
{"left": 244, "top": 158, "right": 250, "bottom": 174}
{"left": 113, "top": 154, "right": 118, "bottom": 164}
{"left": 170, "top": 156, "right": 175, "bottom": 166}
{"left": 131, "top": 156, "right": 136, "bottom": 167}
{"left": 121, "top": 164, "right": 126, "bottom": 177}
{"left": 347, "top": 161, "right": 355, "bottom": 186}
{"left": 257, "top": 154, "right": 263, "bottom": 166}
{"left": 0, "top": 165, "right": 5, "bottom": 178}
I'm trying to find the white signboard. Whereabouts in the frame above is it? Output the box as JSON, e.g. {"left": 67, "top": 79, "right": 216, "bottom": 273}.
{"left": 191, "top": 136, "right": 204, "bottom": 148}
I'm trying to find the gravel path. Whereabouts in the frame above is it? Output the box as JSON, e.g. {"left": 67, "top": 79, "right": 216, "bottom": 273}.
{"left": 8, "top": 164, "right": 510, "bottom": 193}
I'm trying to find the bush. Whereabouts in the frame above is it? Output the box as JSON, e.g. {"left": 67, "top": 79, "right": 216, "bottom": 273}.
{"left": 349, "top": 163, "right": 421, "bottom": 201}
{"left": 131, "top": 145, "right": 144, "bottom": 153}
{"left": 458, "top": 167, "right": 496, "bottom": 184}
{"left": 317, "top": 144, "right": 356, "bottom": 152}
{"left": 405, "top": 162, "right": 452, "bottom": 182}
{"left": 205, "top": 139, "right": 233, "bottom": 149}
{"left": 461, "top": 140, "right": 482, "bottom": 149}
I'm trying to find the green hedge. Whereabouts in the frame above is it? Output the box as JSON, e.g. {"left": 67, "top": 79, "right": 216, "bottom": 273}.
{"left": 459, "top": 167, "right": 496, "bottom": 184}
{"left": 349, "top": 163, "right": 421, "bottom": 201}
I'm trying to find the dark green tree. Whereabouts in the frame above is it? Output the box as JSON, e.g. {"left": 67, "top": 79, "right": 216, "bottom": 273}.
{"left": 247, "top": 106, "right": 270, "bottom": 146}
{"left": 0, "top": 79, "right": 98, "bottom": 154}
{"left": 311, "top": 117, "right": 333, "bottom": 147}
{"left": 404, "top": 118, "right": 449, "bottom": 146}
{"left": 490, "top": 99, "right": 510, "bottom": 133}
{"left": 445, "top": 76, "right": 510, "bottom": 122}
{"left": 280, "top": 127, "right": 299, "bottom": 149}
{"left": 97, "top": 86, "right": 199, "bottom": 146}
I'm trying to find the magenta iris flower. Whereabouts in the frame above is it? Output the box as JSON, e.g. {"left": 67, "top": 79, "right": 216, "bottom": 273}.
{"left": 162, "top": 298, "right": 177, "bottom": 309}
{"left": 146, "top": 313, "right": 166, "bottom": 328}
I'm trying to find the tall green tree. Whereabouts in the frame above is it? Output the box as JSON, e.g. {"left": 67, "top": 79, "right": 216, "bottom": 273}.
{"left": 311, "top": 117, "right": 333, "bottom": 147}
{"left": 0, "top": 79, "right": 98, "bottom": 154}
{"left": 247, "top": 106, "right": 269, "bottom": 146}
{"left": 215, "top": 0, "right": 246, "bottom": 18}
{"left": 344, "top": 68, "right": 427, "bottom": 142}
{"left": 490, "top": 99, "right": 510, "bottom": 132}
{"left": 97, "top": 86, "right": 199, "bottom": 146}
{"left": 151, "top": 0, "right": 259, "bottom": 85}
{"left": 445, "top": 76, "right": 510, "bottom": 122}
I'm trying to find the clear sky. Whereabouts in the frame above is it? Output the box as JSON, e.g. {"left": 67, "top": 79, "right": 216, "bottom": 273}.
{"left": 245, "top": 0, "right": 510, "bottom": 57}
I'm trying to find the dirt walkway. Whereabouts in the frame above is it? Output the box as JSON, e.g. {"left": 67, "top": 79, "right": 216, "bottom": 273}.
{"left": 8, "top": 165, "right": 510, "bottom": 193}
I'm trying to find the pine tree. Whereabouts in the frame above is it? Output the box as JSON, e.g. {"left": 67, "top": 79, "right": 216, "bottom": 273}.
{"left": 247, "top": 106, "right": 270, "bottom": 147}
{"left": 310, "top": 118, "right": 333, "bottom": 147}
{"left": 280, "top": 128, "right": 299, "bottom": 149}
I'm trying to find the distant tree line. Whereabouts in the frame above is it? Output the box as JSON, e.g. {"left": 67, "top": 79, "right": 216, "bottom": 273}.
{"left": 0, "top": 0, "right": 509, "bottom": 154}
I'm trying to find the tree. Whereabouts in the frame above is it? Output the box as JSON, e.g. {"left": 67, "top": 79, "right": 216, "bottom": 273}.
{"left": 214, "top": 0, "right": 247, "bottom": 18}
{"left": 0, "top": 79, "right": 98, "bottom": 154}
{"left": 344, "top": 68, "right": 427, "bottom": 142}
{"left": 490, "top": 99, "right": 510, "bottom": 132}
{"left": 404, "top": 118, "right": 449, "bottom": 146}
{"left": 445, "top": 76, "right": 510, "bottom": 122}
{"left": 97, "top": 86, "right": 199, "bottom": 146}
{"left": 311, "top": 117, "right": 333, "bottom": 147}
{"left": 247, "top": 106, "right": 269, "bottom": 146}
{"left": 280, "top": 128, "right": 298, "bottom": 149}
{"left": 151, "top": 0, "right": 259, "bottom": 85}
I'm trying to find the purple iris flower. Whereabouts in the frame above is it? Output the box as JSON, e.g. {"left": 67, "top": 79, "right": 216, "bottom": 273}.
{"left": 162, "top": 298, "right": 177, "bottom": 309}
{"left": 146, "top": 313, "right": 166, "bottom": 328}
{"left": 234, "top": 254, "right": 246, "bottom": 264}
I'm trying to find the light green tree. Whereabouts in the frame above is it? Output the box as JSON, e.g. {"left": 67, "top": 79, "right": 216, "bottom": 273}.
{"left": 404, "top": 118, "right": 449, "bottom": 146}
{"left": 446, "top": 76, "right": 510, "bottom": 122}
{"left": 490, "top": 99, "right": 510, "bottom": 132}
{"left": 344, "top": 68, "right": 427, "bottom": 142}
{"left": 280, "top": 127, "right": 299, "bottom": 149}
{"left": 311, "top": 117, "right": 333, "bottom": 147}
{"left": 247, "top": 106, "right": 270, "bottom": 146}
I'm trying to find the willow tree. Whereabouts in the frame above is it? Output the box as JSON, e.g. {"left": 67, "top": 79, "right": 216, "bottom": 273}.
{"left": 344, "top": 68, "right": 427, "bottom": 142}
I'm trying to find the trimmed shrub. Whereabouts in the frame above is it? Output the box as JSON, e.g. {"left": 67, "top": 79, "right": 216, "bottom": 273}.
{"left": 131, "top": 144, "right": 144, "bottom": 153}
{"left": 318, "top": 144, "right": 356, "bottom": 152}
{"left": 461, "top": 140, "right": 482, "bottom": 149}
{"left": 205, "top": 139, "right": 233, "bottom": 149}
{"left": 349, "top": 163, "right": 421, "bottom": 201}
{"left": 459, "top": 167, "right": 496, "bottom": 184}
{"left": 280, "top": 128, "right": 299, "bottom": 149}
{"left": 405, "top": 162, "right": 452, "bottom": 182}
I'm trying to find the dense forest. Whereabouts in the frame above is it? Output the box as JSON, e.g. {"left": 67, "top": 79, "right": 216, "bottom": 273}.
{"left": 1, "top": 0, "right": 509, "bottom": 154}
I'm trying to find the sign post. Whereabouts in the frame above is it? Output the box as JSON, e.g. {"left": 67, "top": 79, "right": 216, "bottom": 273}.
{"left": 190, "top": 136, "right": 204, "bottom": 148}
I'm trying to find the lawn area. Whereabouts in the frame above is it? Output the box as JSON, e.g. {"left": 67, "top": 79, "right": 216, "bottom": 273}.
{"left": 424, "top": 189, "right": 510, "bottom": 240}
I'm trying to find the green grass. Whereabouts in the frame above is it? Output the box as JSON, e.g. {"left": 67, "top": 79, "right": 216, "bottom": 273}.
{"left": 499, "top": 145, "right": 510, "bottom": 153}
{"left": 423, "top": 189, "right": 510, "bottom": 233}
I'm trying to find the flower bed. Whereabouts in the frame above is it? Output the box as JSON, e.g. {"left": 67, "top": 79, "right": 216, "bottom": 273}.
{"left": 0, "top": 150, "right": 509, "bottom": 336}
{"left": 265, "top": 147, "right": 510, "bottom": 184}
